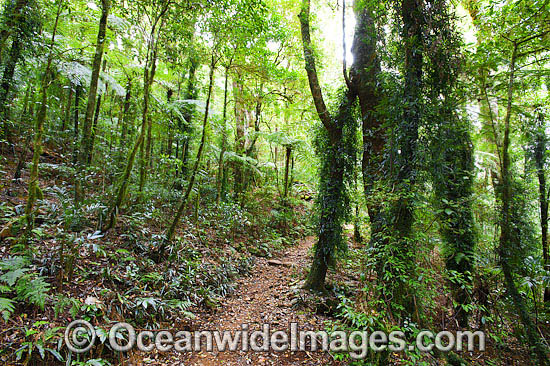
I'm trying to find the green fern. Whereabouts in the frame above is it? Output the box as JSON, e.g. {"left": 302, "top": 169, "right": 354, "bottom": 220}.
{"left": 0, "top": 297, "right": 15, "bottom": 321}
{"left": 0, "top": 256, "right": 30, "bottom": 271}
{"left": 0, "top": 257, "right": 51, "bottom": 310}
{"left": 0, "top": 268, "right": 29, "bottom": 286}
{"left": 0, "top": 285, "right": 11, "bottom": 293}
{"left": 15, "top": 275, "right": 50, "bottom": 310}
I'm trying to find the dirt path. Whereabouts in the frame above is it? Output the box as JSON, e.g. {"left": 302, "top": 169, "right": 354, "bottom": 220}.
{"left": 159, "top": 236, "right": 341, "bottom": 366}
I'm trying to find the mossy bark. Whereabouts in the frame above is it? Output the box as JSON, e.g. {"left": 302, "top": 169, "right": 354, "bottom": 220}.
{"left": 498, "top": 43, "right": 548, "bottom": 365}
{"left": 533, "top": 111, "right": 549, "bottom": 302}
{"left": 80, "top": 0, "right": 110, "bottom": 166}
{"left": 23, "top": 0, "right": 62, "bottom": 232}
{"left": 0, "top": 34, "right": 22, "bottom": 144}
{"left": 299, "top": 0, "right": 356, "bottom": 291}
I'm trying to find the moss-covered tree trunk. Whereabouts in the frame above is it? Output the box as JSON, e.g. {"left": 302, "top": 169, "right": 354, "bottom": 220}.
{"left": 424, "top": 1, "right": 477, "bottom": 328}
{"left": 533, "top": 111, "right": 549, "bottom": 302}
{"left": 0, "top": 0, "right": 28, "bottom": 65}
{"left": 498, "top": 42, "right": 548, "bottom": 365}
{"left": 0, "top": 34, "right": 22, "bottom": 144}
{"left": 299, "top": 0, "right": 357, "bottom": 291}
{"left": 0, "top": 0, "right": 30, "bottom": 142}
{"left": 138, "top": 112, "right": 153, "bottom": 192}
{"left": 433, "top": 117, "right": 476, "bottom": 327}
{"left": 178, "top": 55, "right": 198, "bottom": 179}
{"left": 87, "top": 94, "right": 102, "bottom": 164}
{"left": 382, "top": 0, "right": 424, "bottom": 318}
{"left": 305, "top": 134, "right": 345, "bottom": 290}
{"left": 348, "top": 1, "right": 385, "bottom": 255}
{"left": 23, "top": 0, "right": 62, "bottom": 231}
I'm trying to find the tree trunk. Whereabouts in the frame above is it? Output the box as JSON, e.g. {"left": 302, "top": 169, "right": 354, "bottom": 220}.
{"left": 24, "top": 0, "right": 62, "bottom": 231}
{"left": 62, "top": 85, "right": 73, "bottom": 131}
{"left": 119, "top": 80, "right": 131, "bottom": 154}
{"left": 498, "top": 43, "right": 549, "bottom": 365}
{"left": 72, "top": 85, "right": 81, "bottom": 165}
{"left": 381, "top": 0, "right": 424, "bottom": 318}
{"left": 104, "top": 17, "right": 161, "bottom": 231}
{"left": 298, "top": 0, "right": 333, "bottom": 135}
{"left": 166, "top": 89, "right": 173, "bottom": 158}
{"left": 179, "top": 55, "right": 199, "bottom": 179}
{"left": 139, "top": 114, "right": 153, "bottom": 191}
{"left": 348, "top": 1, "right": 385, "bottom": 252}
{"left": 283, "top": 146, "right": 292, "bottom": 201}
{"left": 216, "top": 64, "right": 230, "bottom": 205}
{"left": 299, "top": 0, "right": 353, "bottom": 291}
{"left": 87, "top": 93, "right": 102, "bottom": 164}
{"left": 533, "top": 111, "right": 550, "bottom": 301}
{"left": 424, "top": 1, "right": 477, "bottom": 328}
{"left": 79, "top": 0, "right": 110, "bottom": 165}
{"left": 14, "top": 83, "right": 32, "bottom": 180}
{"left": 233, "top": 77, "right": 246, "bottom": 198}
{"left": 349, "top": 3, "right": 384, "bottom": 220}
{"left": 0, "top": 0, "right": 28, "bottom": 65}
{"left": 289, "top": 155, "right": 295, "bottom": 197}
{"left": 0, "top": 35, "right": 22, "bottom": 144}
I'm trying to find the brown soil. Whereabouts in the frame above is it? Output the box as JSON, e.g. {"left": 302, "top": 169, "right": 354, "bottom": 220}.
{"left": 141, "top": 236, "right": 343, "bottom": 366}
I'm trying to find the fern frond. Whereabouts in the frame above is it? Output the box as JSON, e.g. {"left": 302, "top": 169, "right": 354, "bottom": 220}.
{"left": 0, "top": 297, "right": 15, "bottom": 321}
{"left": 0, "top": 268, "right": 29, "bottom": 286}
{"left": 0, "top": 256, "right": 30, "bottom": 271}
{"left": 16, "top": 276, "right": 50, "bottom": 310}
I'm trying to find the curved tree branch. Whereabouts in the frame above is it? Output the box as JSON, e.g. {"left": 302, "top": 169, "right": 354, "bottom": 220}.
{"left": 298, "top": 0, "right": 334, "bottom": 136}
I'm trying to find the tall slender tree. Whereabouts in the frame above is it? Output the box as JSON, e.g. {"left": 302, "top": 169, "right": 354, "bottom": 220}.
{"left": 24, "top": 0, "right": 62, "bottom": 231}
{"left": 166, "top": 54, "right": 217, "bottom": 243}
{"left": 104, "top": 1, "right": 171, "bottom": 231}
{"left": 531, "top": 110, "right": 549, "bottom": 302}
{"left": 79, "top": 0, "right": 111, "bottom": 166}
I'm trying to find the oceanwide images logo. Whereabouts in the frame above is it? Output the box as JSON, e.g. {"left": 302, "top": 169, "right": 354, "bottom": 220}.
{"left": 65, "top": 320, "right": 485, "bottom": 359}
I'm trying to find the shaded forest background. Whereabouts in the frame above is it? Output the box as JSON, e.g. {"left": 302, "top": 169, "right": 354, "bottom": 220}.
{"left": 0, "top": 0, "right": 549, "bottom": 364}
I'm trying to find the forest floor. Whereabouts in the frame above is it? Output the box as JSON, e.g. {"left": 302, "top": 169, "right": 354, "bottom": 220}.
{"left": 0, "top": 146, "right": 533, "bottom": 366}
{"left": 145, "top": 236, "right": 343, "bottom": 366}
{"left": 1, "top": 142, "right": 348, "bottom": 365}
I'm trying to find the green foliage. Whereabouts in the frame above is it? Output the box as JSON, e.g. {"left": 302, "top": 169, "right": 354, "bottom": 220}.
{"left": 311, "top": 89, "right": 359, "bottom": 264}
{"left": 15, "top": 275, "right": 50, "bottom": 310}
{"left": 15, "top": 320, "right": 64, "bottom": 364}
{"left": 0, "top": 0, "right": 548, "bottom": 363}
{"left": 0, "top": 297, "right": 15, "bottom": 321}
{"left": 496, "top": 176, "right": 538, "bottom": 271}
{"left": 0, "top": 256, "right": 51, "bottom": 316}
